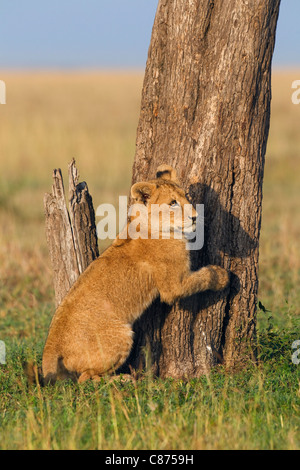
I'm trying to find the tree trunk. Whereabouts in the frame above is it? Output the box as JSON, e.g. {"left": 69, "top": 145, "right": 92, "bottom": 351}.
{"left": 128, "top": 0, "right": 281, "bottom": 377}
{"left": 44, "top": 159, "right": 99, "bottom": 307}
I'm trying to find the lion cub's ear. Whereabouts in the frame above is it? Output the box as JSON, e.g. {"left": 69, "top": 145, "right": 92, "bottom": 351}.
{"left": 156, "top": 164, "right": 179, "bottom": 184}
{"left": 131, "top": 182, "right": 156, "bottom": 204}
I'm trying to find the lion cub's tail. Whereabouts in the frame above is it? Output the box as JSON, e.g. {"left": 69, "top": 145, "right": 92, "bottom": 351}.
{"left": 23, "top": 358, "right": 77, "bottom": 386}
{"left": 23, "top": 361, "right": 45, "bottom": 386}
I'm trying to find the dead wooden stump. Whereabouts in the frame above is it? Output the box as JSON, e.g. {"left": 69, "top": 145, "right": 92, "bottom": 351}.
{"left": 44, "top": 159, "right": 99, "bottom": 307}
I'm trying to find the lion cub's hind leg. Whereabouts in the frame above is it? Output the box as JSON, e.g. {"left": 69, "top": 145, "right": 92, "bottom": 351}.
{"left": 75, "top": 322, "right": 134, "bottom": 384}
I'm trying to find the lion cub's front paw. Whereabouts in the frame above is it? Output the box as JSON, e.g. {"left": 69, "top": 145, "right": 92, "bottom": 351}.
{"left": 208, "top": 265, "right": 230, "bottom": 291}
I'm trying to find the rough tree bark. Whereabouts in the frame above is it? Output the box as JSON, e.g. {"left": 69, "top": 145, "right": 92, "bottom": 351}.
{"left": 44, "top": 159, "right": 99, "bottom": 307}
{"left": 127, "top": 0, "right": 281, "bottom": 377}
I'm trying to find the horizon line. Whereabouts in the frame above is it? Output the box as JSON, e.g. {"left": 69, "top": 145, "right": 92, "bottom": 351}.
{"left": 0, "top": 65, "right": 299, "bottom": 74}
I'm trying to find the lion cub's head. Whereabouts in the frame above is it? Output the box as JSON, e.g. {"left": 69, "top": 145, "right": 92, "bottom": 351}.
{"left": 130, "top": 165, "right": 197, "bottom": 240}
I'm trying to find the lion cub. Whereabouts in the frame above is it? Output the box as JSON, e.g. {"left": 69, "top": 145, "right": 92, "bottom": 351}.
{"left": 31, "top": 165, "right": 229, "bottom": 384}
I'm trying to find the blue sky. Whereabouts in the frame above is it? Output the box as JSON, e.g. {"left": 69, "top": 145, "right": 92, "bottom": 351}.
{"left": 0, "top": 0, "right": 299, "bottom": 69}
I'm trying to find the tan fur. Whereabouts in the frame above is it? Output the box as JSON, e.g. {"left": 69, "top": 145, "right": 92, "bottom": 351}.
{"left": 31, "top": 165, "right": 229, "bottom": 384}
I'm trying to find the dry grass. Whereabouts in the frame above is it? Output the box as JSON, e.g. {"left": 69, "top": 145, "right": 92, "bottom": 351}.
{"left": 0, "top": 71, "right": 143, "bottom": 329}
{"left": 259, "top": 70, "right": 300, "bottom": 322}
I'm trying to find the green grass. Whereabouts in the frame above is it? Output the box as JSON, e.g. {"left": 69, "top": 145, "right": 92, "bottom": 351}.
{"left": 0, "top": 330, "right": 299, "bottom": 450}
{"left": 0, "top": 70, "right": 300, "bottom": 450}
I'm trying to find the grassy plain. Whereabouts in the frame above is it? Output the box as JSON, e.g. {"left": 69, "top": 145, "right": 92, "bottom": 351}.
{"left": 0, "top": 70, "right": 299, "bottom": 450}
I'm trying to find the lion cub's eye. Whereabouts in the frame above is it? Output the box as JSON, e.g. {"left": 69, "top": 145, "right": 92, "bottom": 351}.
{"left": 170, "top": 200, "right": 179, "bottom": 207}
